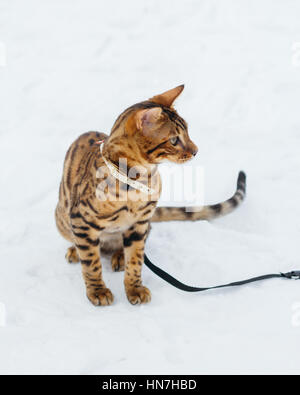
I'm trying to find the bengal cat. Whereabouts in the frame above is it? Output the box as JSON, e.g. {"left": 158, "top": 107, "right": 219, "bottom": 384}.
{"left": 55, "top": 85, "right": 246, "bottom": 306}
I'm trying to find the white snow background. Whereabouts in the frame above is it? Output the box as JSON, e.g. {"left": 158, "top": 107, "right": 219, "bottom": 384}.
{"left": 1, "top": 0, "right": 300, "bottom": 374}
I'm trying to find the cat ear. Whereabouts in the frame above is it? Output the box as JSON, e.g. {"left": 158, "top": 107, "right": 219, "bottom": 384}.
{"left": 149, "top": 84, "right": 184, "bottom": 107}
{"left": 135, "top": 107, "right": 163, "bottom": 131}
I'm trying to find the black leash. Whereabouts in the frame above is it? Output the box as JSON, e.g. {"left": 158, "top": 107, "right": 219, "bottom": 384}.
{"left": 144, "top": 254, "right": 300, "bottom": 292}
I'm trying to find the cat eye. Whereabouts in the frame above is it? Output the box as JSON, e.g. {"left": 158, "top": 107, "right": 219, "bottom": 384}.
{"left": 170, "top": 137, "right": 179, "bottom": 146}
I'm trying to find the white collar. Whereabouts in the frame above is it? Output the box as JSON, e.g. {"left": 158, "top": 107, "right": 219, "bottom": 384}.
{"left": 99, "top": 142, "right": 155, "bottom": 195}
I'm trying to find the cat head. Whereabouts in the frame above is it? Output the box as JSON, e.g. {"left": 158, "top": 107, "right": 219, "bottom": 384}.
{"left": 124, "top": 85, "right": 198, "bottom": 165}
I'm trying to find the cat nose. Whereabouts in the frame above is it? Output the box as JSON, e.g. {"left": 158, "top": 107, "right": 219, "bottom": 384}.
{"left": 189, "top": 143, "right": 198, "bottom": 157}
{"left": 192, "top": 148, "right": 198, "bottom": 157}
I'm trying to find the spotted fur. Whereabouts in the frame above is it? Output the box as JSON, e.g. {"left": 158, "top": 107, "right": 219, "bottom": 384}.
{"left": 55, "top": 85, "right": 246, "bottom": 306}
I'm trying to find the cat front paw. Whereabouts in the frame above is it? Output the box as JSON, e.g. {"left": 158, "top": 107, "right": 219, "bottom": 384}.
{"left": 126, "top": 286, "right": 151, "bottom": 305}
{"left": 87, "top": 288, "right": 114, "bottom": 306}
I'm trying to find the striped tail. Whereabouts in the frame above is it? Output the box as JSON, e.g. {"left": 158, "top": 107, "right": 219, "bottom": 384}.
{"left": 151, "top": 171, "right": 246, "bottom": 222}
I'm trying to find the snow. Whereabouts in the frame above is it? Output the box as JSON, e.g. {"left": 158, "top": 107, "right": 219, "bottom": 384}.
{"left": 1, "top": 0, "right": 300, "bottom": 374}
